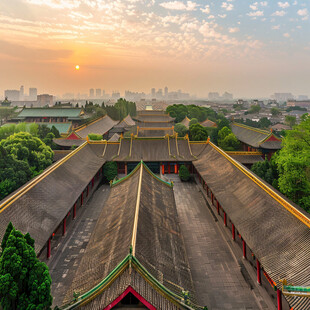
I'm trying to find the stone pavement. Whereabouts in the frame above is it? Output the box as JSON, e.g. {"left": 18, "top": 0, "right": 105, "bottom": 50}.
{"left": 45, "top": 185, "right": 110, "bottom": 308}
{"left": 169, "top": 176, "right": 263, "bottom": 310}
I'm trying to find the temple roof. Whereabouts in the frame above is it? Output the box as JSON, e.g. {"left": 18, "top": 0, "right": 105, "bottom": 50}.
{"left": 113, "top": 114, "right": 136, "bottom": 128}
{"left": 180, "top": 116, "right": 191, "bottom": 128}
{"left": 225, "top": 152, "right": 264, "bottom": 165}
{"left": 200, "top": 119, "right": 217, "bottom": 128}
{"left": 63, "top": 162, "right": 197, "bottom": 309}
{"left": 75, "top": 115, "right": 118, "bottom": 138}
{"left": 0, "top": 143, "right": 105, "bottom": 255}
{"left": 231, "top": 123, "right": 282, "bottom": 150}
{"left": 17, "top": 108, "right": 84, "bottom": 119}
{"left": 193, "top": 142, "right": 310, "bottom": 309}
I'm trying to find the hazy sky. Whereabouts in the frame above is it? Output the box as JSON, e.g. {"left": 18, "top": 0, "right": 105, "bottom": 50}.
{"left": 0, "top": 0, "right": 310, "bottom": 98}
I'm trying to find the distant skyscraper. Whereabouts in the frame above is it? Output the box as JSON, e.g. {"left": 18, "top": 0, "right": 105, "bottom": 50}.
{"left": 222, "top": 92, "right": 233, "bottom": 100}
{"left": 208, "top": 92, "right": 220, "bottom": 100}
{"left": 157, "top": 89, "right": 163, "bottom": 98}
{"left": 4, "top": 90, "right": 20, "bottom": 101}
{"left": 164, "top": 86, "right": 168, "bottom": 98}
{"left": 89, "top": 88, "right": 94, "bottom": 98}
{"left": 20, "top": 85, "right": 24, "bottom": 100}
{"left": 96, "top": 88, "right": 101, "bottom": 98}
{"left": 29, "top": 88, "right": 37, "bottom": 101}
{"left": 151, "top": 88, "right": 156, "bottom": 98}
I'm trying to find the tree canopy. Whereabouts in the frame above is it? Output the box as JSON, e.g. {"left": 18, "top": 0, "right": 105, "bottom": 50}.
{"left": 275, "top": 114, "right": 310, "bottom": 212}
{"left": 0, "top": 222, "right": 52, "bottom": 310}
{"left": 179, "top": 165, "right": 190, "bottom": 182}
{"left": 103, "top": 161, "right": 118, "bottom": 182}
{"left": 217, "top": 126, "right": 240, "bottom": 151}
{"left": 0, "top": 132, "right": 53, "bottom": 200}
{"left": 189, "top": 123, "right": 208, "bottom": 141}
{"left": 174, "top": 123, "right": 188, "bottom": 137}
{"left": 189, "top": 118, "right": 198, "bottom": 126}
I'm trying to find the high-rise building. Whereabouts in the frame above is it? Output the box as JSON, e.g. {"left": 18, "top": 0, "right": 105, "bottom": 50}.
{"left": 89, "top": 88, "right": 94, "bottom": 98}
{"left": 19, "top": 85, "right": 24, "bottom": 100}
{"left": 29, "top": 88, "right": 37, "bottom": 101}
{"left": 37, "top": 94, "right": 53, "bottom": 107}
{"left": 222, "top": 92, "right": 233, "bottom": 100}
{"left": 164, "top": 86, "right": 168, "bottom": 98}
{"left": 4, "top": 90, "right": 20, "bottom": 101}
{"left": 96, "top": 88, "right": 101, "bottom": 98}
{"left": 208, "top": 92, "right": 220, "bottom": 100}
{"left": 151, "top": 88, "right": 156, "bottom": 98}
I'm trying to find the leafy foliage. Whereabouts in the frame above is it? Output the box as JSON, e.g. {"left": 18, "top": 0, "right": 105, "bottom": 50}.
{"left": 275, "top": 114, "right": 310, "bottom": 212}
{"left": 189, "top": 118, "right": 198, "bottom": 126}
{"left": 217, "top": 126, "right": 240, "bottom": 151}
{"left": 0, "top": 132, "right": 53, "bottom": 200}
{"left": 166, "top": 104, "right": 217, "bottom": 123}
{"left": 174, "top": 123, "right": 188, "bottom": 137}
{"left": 251, "top": 158, "right": 279, "bottom": 189}
{"left": 248, "top": 104, "right": 261, "bottom": 114}
{"left": 271, "top": 107, "right": 281, "bottom": 116}
{"left": 104, "top": 162, "right": 118, "bottom": 182}
{"left": 0, "top": 223, "right": 53, "bottom": 310}
{"left": 104, "top": 98, "right": 136, "bottom": 120}
{"left": 234, "top": 118, "right": 271, "bottom": 130}
{"left": 285, "top": 115, "right": 297, "bottom": 128}
{"left": 189, "top": 124, "right": 208, "bottom": 141}
{"left": 179, "top": 165, "right": 190, "bottom": 182}
{"left": 88, "top": 133, "right": 103, "bottom": 140}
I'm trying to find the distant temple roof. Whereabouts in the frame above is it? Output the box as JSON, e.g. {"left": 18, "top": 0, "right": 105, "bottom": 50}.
{"left": 63, "top": 161, "right": 198, "bottom": 309}
{"left": 231, "top": 122, "right": 282, "bottom": 150}
{"left": 17, "top": 107, "right": 84, "bottom": 120}
{"left": 200, "top": 119, "right": 217, "bottom": 128}
{"left": 180, "top": 116, "right": 191, "bottom": 128}
{"left": 75, "top": 115, "right": 118, "bottom": 139}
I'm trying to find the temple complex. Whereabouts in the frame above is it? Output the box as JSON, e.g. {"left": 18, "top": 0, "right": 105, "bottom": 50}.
{"left": 0, "top": 110, "right": 309, "bottom": 310}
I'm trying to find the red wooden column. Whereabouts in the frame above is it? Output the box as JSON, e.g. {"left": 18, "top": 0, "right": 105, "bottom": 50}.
{"left": 174, "top": 164, "right": 177, "bottom": 174}
{"left": 277, "top": 289, "right": 282, "bottom": 310}
{"left": 242, "top": 240, "right": 246, "bottom": 259}
{"left": 62, "top": 217, "right": 67, "bottom": 236}
{"left": 216, "top": 201, "right": 220, "bottom": 215}
{"left": 47, "top": 238, "right": 51, "bottom": 259}
{"left": 73, "top": 203, "right": 77, "bottom": 219}
{"left": 224, "top": 211, "right": 227, "bottom": 226}
{"left": 92, "top": 177, "right": 94, "bottom": 188}
{"left": 86, "top": 185, "right": 89, "bottom": 197}
{"left": 176, "top": 164, "right": 179, "bottom": 173}
{"left": 125, "top": 163, "right": 128, "bottom": 175}
{"left": 232, "top": 223, "right": 235, "bottom": 241}
{"left": 162, "top": 164, "right": 165, "bottom": 175}
{"left": 257, "top": 259, "right": 262, "bottom": 285}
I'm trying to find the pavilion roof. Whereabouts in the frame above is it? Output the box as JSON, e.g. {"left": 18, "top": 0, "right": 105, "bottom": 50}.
{"left": 231, "top": 122, "right": 282, "bottom": 149}
{"left": 0, "top": 143, "right": 105, "bottom": 255}
{"left": 200, "top": 119, "right": 217, "bottom": 128}
{"left": 193, "top": 142, "right": 310, "bottom": 310}
{"left": 113, "top": 114, "right": 136, "bottom": 128}
{"left": 17, "top": 107, "right": 83, "bottom": 119}
{"left": 180, "top": 116, "right": 191, "bottom": 128}
{"left": 63, "top": 162, "right": 197, "bottom": 309}
{"left": 75, "top": 115, "right": 118, "bottom": 138}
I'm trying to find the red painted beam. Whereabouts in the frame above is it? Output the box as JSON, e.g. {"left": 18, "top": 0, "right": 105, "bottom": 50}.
{"left": 232, "top": 223, "right": 235, "bottom": 241}
{"left": 242, "top": 240, "right": 246, "bottom": 259}
{"left": 47, "top": 238, "right": 51, "bottom": 259}
{"left": 257, "top": 259, "right": 262, "bottom": 285}
{"left": 277, "top": 289, "right": 282, "bottom": 310}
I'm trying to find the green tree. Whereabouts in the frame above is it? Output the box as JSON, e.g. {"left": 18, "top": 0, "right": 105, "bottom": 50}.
{"left": 50, "top": 126, "right": 60, "bottom": 138}
{"left": 189, "top": 124, "right": 208, "bottom": 141}
{"left": 174, "top": 123, "right": 188, "bottom": 137}
{"left": 0, "top": 223, "right": 52, "bottom": 310}
{"left": 37, "top": 125, "right": 51, "bottom": 140}
{"left": 248, "top": 105, "right": 261, "bottom": 114}
{"left": 104, "top": 162, "right": 118, "bottom": 182}
{"left": 218, "top": 126, "right": 240, "bottom": 151}
{"left": 285, "top": 115, "right": 297, "bottom": 128}
{"left": 259, "top": 117, "right": 271, "bottom": 129}
{"left": 179, "top": 165, "right": 190, "bottom": 182}
{"left": 276, "top": 114, "right": 310, "bottom": 212}
{"left": 271, "top": 107, "right": 281, "bottom": 116}
{"left": 251, "top": 157, "right": 279, "bottom": 189}
{"left": 189, "top": 118, "right": 198, "bottom": 126}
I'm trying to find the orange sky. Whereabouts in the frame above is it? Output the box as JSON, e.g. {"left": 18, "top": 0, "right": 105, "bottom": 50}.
{"left": 1, "top": 0, "right": 310, "bottom": 98}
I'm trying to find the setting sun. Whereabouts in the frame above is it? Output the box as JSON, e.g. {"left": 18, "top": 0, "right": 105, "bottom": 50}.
{"left": 75, "top": 65, "right": 80, "bottom": 70}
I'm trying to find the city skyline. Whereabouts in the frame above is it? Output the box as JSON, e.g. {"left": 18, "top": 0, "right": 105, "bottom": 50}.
{"left": 0, "top": 0, "right": 310, "bottom": 97}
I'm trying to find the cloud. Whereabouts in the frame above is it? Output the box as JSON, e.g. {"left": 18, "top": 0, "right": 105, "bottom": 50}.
{"left": 221, "top": 2, "right": 234, "bottom": 11}
{"left": 272, "top": 10, "right": 286, "bottom": 16}
{"left": 247, "top": 11, "right": 264, "bottom": 17}
{"left": 229, "top": 27, "right": 239, "bottom": 33}
{"left": 278, "top": 2, "right": 290, "bottom": 9}
{"left": 283, "top": 33, "right": 290, "bottom": 37}
{"left": 250, "top": 3, "right": 258, "bottom": 11}
{"left": 260, "top": 2, "right": 268, "bottom": 6}
{"left": 297, "top": 8, "right": 308, "bottom": 16}
{"left": 159, "top": 1, "right": 198, "bottom": 11}
{"left": 218, "top": 14, "right": 227, "bottom": 18}
{"left": 272, "top": 25, "right": 280, "bottom": 30}
{"left": 200, "top": 5, "right": 210, "bottom": 14}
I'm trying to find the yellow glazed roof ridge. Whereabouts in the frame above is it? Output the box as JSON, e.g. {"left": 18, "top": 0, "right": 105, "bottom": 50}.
{"left": 0, "top": 142, "right": 88, "bottom": 215}
{"left": 208, "top": 142, "right": 310, "bottom": 228}
{"left": 232, "top": 122, "right": 270, "bottom": 135}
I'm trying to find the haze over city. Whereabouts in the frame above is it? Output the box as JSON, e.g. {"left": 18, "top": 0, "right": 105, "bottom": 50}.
{"left": 0, "top": 0, "right": 310, "bottom": 98}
